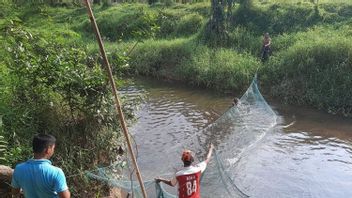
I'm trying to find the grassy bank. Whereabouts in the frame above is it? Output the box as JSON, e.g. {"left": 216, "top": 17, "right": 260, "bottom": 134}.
{"left": 129, "top": 38, "right": 260, "bottom": 92}
{"left": 262, "top": 26, "right": 352, "bottom": 116}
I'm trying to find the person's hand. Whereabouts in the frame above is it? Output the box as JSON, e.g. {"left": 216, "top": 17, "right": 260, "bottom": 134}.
{"left": 209, "top": 143, "right": 214, "bottom": 150}
{"left": 155, "top": 177, "right": 161, "bottom": 183}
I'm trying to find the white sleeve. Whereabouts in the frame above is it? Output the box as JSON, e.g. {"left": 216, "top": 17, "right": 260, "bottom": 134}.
{"left": 197, "top": 161, "right": 207, "bottom": 173}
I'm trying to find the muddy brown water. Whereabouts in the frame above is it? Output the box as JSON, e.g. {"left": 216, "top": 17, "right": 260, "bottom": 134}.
{"left": 122, "top": 78, "right": 352, "bottom": 198}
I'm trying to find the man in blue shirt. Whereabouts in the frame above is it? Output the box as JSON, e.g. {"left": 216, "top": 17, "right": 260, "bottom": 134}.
{"left": 11, "top": 134, "right": 70, "bottom": 198}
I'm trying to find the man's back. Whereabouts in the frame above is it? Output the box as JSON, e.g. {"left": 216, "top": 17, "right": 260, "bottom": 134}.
{"left": 176, "top": 162, "right": 207, "bottom": 198}
{"left": 12, "top": 159, "right": 68, "bottom": 198}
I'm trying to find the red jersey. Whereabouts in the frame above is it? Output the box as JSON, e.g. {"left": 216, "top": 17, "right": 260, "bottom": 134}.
{"left": 174, "top": 161, "right": 207, "bottom": 198}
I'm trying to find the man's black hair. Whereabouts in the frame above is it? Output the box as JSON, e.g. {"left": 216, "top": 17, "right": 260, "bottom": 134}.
{"left": 183, "top": 156, "right": 194, "bottom": 167}
{"left": 33, "top": 134, "right": 56, "bottom": 153}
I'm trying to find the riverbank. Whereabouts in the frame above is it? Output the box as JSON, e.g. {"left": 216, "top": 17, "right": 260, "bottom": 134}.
{"left": 71, "top": 1, "right": 352, "bottom": 117}
{"left": 2, "top": 1, "right": 351, "bottom": 117}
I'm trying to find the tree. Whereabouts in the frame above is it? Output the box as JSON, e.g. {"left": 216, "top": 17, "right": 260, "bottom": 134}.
{"left": 202, "top": 0, "right": 233, "bottom": 47}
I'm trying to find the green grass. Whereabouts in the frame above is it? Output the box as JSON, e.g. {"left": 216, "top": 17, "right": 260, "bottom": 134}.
{"left": 256, "top": 0, "right": 352, "bottom": 4}
{"left": 130, "top": 37, "right": 260, "bottom": 92}
{"left": 261, "top": 26, "right": 352, "bottom": 116}
{"left": 2, "top": 1, "right": 352, "bottom": 118}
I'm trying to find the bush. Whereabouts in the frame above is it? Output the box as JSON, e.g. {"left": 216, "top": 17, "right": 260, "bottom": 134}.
{"left": 130, "top": 38, "right": 193, "bottom": 77}
{"left": 185, "top": 2, "right": 210, "bottom": 17}
{"left": 1, "top": 24, "right": 126, "bottom": 195}
{"left": 228, "top": 27, "right": 261, "bottom": 55}
{"left": 178, "top": 47, "right": 260, "bottom": 92}
{"left": 175, "top": 13, "right": 204, "bottom": 36}
{"left": 156, "top": 10, "right": 180, "bottom": 37}
{"left": 80, "top": 4, "right": 159, "bottom": 41}
{"left": 233, "top": 3, "right": 321, "bottom": 34}
{"left": 130, "top": 38, "right": 260, "bottom": 92}
{"left": 262, "top": 32, "right": 352, "bottom": 116}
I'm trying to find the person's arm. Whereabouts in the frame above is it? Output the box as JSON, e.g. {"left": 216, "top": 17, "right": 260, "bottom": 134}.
{"left": 58, "top": 190, "right": 70, "bottom": 198}
{"left": 55, "top": 169, "right": 70, "bottom": 198}
{"left": 155, "top": 177, "right": 177, "bottom": 187}
{"left": 265, "top": 38, "right": 271, "bottom": 47}
{"left": 205, "top": 144, "right": 214, "bottom": 164}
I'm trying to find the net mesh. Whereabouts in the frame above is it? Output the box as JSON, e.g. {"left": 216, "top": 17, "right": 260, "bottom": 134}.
{"left": 86, "top": 75, "right": 277, "bottom": 197}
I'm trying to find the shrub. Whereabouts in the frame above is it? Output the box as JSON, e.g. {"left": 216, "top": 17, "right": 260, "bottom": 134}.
{"left": 262, "top": 32, "right": 352, "bottom": 116}
{"left": 1, "top": 23, "right": 126, "bottom": 195}
{"left": 178, "top": 47, "right": 260, "bottom": 92}
{"left": 175, "top": 13, "right": 204, "bottom": 36}
{"left": 228, "top": 27, "right": 261, "bottom": 55}
{"left": 130, "top": 38, "right": 260, "bottom": 93}
{"left": 130, "top": 38, "right": 193, "bottom": 77}
{"left": 80, "top": 4, "right": 159, "bottom": 41}
{"left": 156, "top": 10, "right": 180, "bottom": 37}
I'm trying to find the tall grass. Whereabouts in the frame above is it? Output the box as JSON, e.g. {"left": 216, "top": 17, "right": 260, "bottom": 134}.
{"left": 261, "top": 27, "right": 352, "bottom": 116}
{"left": 256, "top": 0, "right": 352, "bottom": 5}
{"left": 130, "top": 38, "right": 260, "bottom": 92}
{"left": 233, "top": 0, "right": 352, "bottom": 35}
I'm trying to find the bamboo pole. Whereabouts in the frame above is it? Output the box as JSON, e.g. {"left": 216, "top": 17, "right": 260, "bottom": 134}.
{"left": 83, "top": 1, "right": 148, "bottom": 197}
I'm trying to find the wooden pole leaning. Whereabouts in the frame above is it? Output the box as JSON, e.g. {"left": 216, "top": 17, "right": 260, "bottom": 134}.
{"left": 83, "top": 1, "right": 148, "bottom": 198}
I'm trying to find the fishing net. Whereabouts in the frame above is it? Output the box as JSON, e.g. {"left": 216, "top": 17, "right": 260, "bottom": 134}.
{"left": 86, "top": 75, "right": 277, "bottom": 197}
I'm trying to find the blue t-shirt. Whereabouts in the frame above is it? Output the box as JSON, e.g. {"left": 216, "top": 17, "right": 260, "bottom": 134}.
{"left": 11, "top": 159, "right": 68, "bottom": 198}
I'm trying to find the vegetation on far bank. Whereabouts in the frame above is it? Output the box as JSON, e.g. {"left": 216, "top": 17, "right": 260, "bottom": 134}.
{"left": 1, "top": 0, "right": 352, "bottom": 196}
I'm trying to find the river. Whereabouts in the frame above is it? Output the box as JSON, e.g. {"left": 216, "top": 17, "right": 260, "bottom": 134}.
{"left": 122, "top": 78, "right": 352, "bottom": 198}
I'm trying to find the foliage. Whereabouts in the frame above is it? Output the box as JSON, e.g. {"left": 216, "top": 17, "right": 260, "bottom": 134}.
{"left": 176, "top": 13, "right": 204, "bottom": 36}
{"left": 228, "top": 27, "right": 261, "bottom": 55}
{"left": 130, "top": 38, "right": 193, "bottom": 77}
{"left": 156, "top": 8, "right": 205, "bottom": 38}
{"left": 232, "top": 1, "right": 352, "bottom": 34}
{"left": 261, "top": 28, "right": 352, "bottom": 116}
{"left": 80, "top": 4, "right": 159, "bottom": 41}
{"left": 155, "top": 9, "right": 180, "bottom": 37}
{"left": 178, "top": 47, "right": 260, "bottom": 92}
{"left": 202, "top": 0, "right": 231, "bottom": 47}
{"left": 0, "top": 21, "right": 126, "bottom": 195}
{"left": 130, "top": 38, "right": 260, "bottom": 92}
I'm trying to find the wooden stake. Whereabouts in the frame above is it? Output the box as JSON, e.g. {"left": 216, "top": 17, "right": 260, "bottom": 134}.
{"left": 83, "top": 1, "right": 148, "bottom": 197}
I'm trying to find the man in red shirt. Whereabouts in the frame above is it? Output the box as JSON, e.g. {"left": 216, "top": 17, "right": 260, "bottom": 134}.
{"left": 155, "top": 144, "right": 214, "bottom": 198}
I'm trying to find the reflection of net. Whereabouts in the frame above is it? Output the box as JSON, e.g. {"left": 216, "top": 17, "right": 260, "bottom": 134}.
{"left": 86, "top": 75, "right": 277, "bottom": 197}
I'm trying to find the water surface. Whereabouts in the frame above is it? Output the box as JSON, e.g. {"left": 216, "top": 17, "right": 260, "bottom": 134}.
{"left": 123, "top": 79, "right": 352, "bottom": 198}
